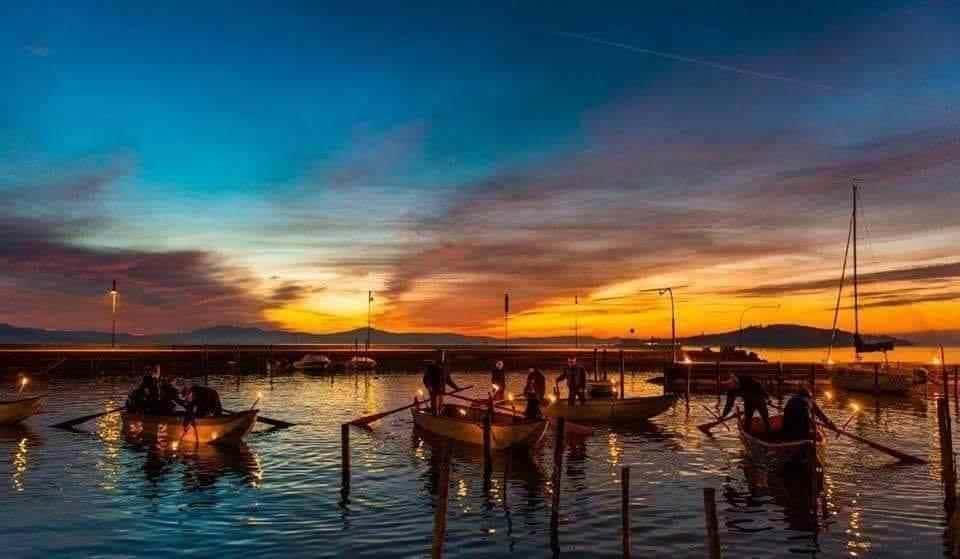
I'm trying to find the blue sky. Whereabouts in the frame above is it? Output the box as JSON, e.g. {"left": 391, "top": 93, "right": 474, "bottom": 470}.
{"left": 2, "top": 2, "right": 959, "bottom": 336}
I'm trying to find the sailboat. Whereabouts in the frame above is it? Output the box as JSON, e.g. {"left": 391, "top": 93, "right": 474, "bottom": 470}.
{"left": 827, "top": 181, "right": 922, "bottom": 395}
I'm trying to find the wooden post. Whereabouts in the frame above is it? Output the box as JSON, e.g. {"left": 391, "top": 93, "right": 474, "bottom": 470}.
{"left": 619, "top": 350, "right": 626, "bottom": 400}
{"left": 715, "top": 361, "right": 722, "bottom": 400}
{"left": 686, "top": 361, "right": 692, "bottom": 414}
{"left": 550, "top": 417, "right": 567, "bottom": 554}
{"left": 945, "top": 360, "right": 952, "bottom": 416}
{"left": 593, "top": 348, "right": 599, "bottom": 381}
{"left": 809, "top": 364, "right": 816, "bottom": 397}
{"left": 602, "top": 348, "right": 608, "bottom": 380}
{"left": 341, "top": 423, "right": 351, "bottom": 500}
{"left": 776, "top": 362, "right": 783, "bottom": 400}
{"left": 703, "top": 487, "right": 722, "bottom": 559}
{"left": 874, "top": 363, "right": 880, "bottom": 395}
{"left": 432, "top": 444, "right": 451, "bottom": 559}
{"left": 482, "top": 405, "right": 493, "bottom": 485}
{"left": 938, "top": 397, "right": 956, "bottom": 516}
{"left": 621, "top": 466, "right": 631, "bottom": 559}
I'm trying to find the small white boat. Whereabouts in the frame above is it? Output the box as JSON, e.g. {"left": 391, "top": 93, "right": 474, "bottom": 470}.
{"left": 292, "top": 354, "right": 332, "bottom": 374}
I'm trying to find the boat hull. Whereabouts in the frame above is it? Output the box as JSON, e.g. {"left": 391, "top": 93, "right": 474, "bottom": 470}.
{"left": 831, "top": 367, "right": 916, "bottom": 395}
{"left": 412, "top": 404, "right": 547, "bottom": 450}
{"left": 544, "top": 394, "right": 676, "bottom": 423}
{"left": 122, "top": 410, "right": 257, "bottom": 447}
{"left": 738, "top": 415, "right": 824, "bottom": 468}
{"left": 0, "top": 396, "right": 43, "bottom": 425}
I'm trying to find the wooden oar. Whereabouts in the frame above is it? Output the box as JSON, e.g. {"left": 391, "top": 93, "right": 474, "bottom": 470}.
{"left": 350, "top": 385, "right": 474, "bottom": 427}
{"left": 50, "top": 407, "right": 125, "bottom": 430}
{"left": 222, "top": 409, "right": 296, "bottom": 429}
{"left": 698, "top": 404, "right": 730, "bottom": 432}
{"left": 818, "top": 421, "right": 927, "bottom": 464}
{"left": 697, "top": 412, "right": 737, "bottom": 435}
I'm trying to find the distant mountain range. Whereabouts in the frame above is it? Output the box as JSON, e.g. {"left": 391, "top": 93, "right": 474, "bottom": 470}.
{"left": 0, "top": 321, "right": 916, "bottom": 348}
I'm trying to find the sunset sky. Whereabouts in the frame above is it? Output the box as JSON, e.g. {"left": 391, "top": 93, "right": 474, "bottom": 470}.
{"left": 2, "top": 2, "right": 959, "bottom": 338}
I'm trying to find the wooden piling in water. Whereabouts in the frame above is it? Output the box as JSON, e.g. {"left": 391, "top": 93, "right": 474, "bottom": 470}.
{"left": 550, "top": 417, "right": 567, "bottom": 554}
{"left": 703, "top": 487, "right": 722, "bottom": 559}
{"left": 874, "top": 363, "right": 880, "bottom": 395}
{"left": 341, "top": 423, "right": 351, "bottom": 500}
{"left": 482, "top": 408, "right": 493, "bottom": 485}
{"left": 593, "top": 348, "right": 599, "bottom": 381}
{"left": 809, "top": 364, "right": 816, "bottom": 397}
{"left": 938, "top": 397, "right": 956, "bottom": 516}
{"left": 621, "top": 466, "right": 631, "bottom": 559}
{"left": 620, "top": 349, "right": 626, "bottom": 400}
{"left": 715, "top": 361, "right": 722, "bottom": 400}
{"left": 432, "top": 444, "right": 451, "bottom": 559}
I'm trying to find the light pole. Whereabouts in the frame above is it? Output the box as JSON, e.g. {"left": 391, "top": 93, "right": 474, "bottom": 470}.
{"left": 574, "top": 295, "right": 579, "bottom": 349}
{"left": 109, "top": 279, "right": 118, "bottom": 348}
{"left": 737, "top": 304, "right": 780, "bottom": 348}
{"left": 658, "top": 287, "right": 677, "bottom": 363}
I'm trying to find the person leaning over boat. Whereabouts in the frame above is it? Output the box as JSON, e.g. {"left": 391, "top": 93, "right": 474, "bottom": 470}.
{"left": 422, "top": 359, "right": 461, "bottom": 415}
{"left": 523, "top": 367, "right": 546, "bottom": 419}
{"left": 720, "top": 374, "right": 772, "bottom": 432}
{"left": 556, "top": 357, "right": 587, "bottom": 406}
{"left": 780, "top": 388, "right": 836, "bottom": 442}
{"left": 491, "top": 360, "right": 507, "bottom": 400}
{"left": 179, "top": 381, "right": 224, "bottom": 419}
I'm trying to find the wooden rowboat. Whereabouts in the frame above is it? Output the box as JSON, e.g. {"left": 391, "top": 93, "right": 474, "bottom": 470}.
{"left": 412, "top": 403, "right": 547, "bottom": 450}
{"left": 0, "top": 396, "right": 44, "bottom": 425}
{"left": 830, "top": 365, "right": 919, "bottom": 395}
{"left": 738, "top": 414, "right": 824, "bottom": 468}
{"left": 122, "top": 410, "right": 258, "bottom": 447}
{"left": 544, "top": 394, "right": 676, "bottom": 423}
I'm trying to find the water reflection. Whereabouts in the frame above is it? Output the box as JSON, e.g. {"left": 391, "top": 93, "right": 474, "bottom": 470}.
{"left": 0, "top": 424, "right": 40, "bottom": 492}
{"left": 135, "top": 443, "right": 263, "bottom": 492}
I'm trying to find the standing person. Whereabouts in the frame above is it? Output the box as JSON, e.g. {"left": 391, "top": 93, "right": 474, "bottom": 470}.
{"left": 523, "top": 367, "right": 546, "bottom": 419}
{"left": 557, "top": 357, "right": 587, "bottom": 405}
{"left": 781, "top": 388, "right": 836, "bottom": 441}
{"left": 155, "top": 374, "right": 184, "bottom": 415}
{"left": 491, "top": 360, "right": 507, "bottom": 401}
{"left": 720, "top": 374, "right": 771, "bottom": 432}
{"left": 422, "top": 359, "right": 461, "bottom": 415}
{"left": 126, "top": 373, "right": 158, "bottom": 414}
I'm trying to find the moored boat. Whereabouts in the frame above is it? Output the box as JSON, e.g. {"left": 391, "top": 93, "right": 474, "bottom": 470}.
{"left": 346, "top": 356, "right": 377, "bottom": 371}
{"left": 830, "top": 365, "right": 920, "bottom": 395}
{"left": 293, "top": 354, "right": 332, "bottom": 374}
{"left": 0, "top": 396, "right": 44, "bottom": 425}
{"left": 122, "top": 410, "right": 257, "bottom": 447}
{"left": 412, "top": 403, "right": 547, "bottom": 450}
{"left": 544, "top": 394, "right": 676, "bottom": 423}
{"left": 738, "top": 414, "right": 824, "bottom": 468}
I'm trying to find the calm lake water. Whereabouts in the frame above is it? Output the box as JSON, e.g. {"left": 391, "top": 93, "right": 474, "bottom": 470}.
{"left": 1, "top": 367, "right": 956, "bottom": 557}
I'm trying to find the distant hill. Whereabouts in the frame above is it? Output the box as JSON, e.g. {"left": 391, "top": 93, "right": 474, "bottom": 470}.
{"left": 682, "top": 324, "right": 911, "bottom": 349}
{"left": 0, "top": 321, "right": 913, "bottom": 348}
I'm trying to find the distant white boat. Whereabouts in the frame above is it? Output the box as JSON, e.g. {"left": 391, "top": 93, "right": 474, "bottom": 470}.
{"left": 293, "top": 354, "right": 332, "bottom": 374}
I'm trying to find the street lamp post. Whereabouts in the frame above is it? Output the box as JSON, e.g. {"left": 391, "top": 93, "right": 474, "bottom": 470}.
{"left": 658, "top": 288, "right": 677, "bottom": 363}
{"left": 109, "top": 280, "right": 118, "bottom": 348}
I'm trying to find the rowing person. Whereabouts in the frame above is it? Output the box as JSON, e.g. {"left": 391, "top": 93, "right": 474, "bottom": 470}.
{"left": 780, "top": 388, "right": 836, "bottom": 442}
{"left": 523, "top": 367, "right": 546, "bottom": 419}
{"left": 557, "top": 357, "right": 587, "bottom": 406}
{"left": 422, "top": 359, "right": 461, "bottom": 415}
{"left": 490, "top": 360, "right": 507, "bottom": 401}
{"left": 720, "top": 374, "right": 772, "bottom": 432}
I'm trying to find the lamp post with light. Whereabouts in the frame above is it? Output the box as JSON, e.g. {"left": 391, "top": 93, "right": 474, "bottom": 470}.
{"left": 109, "top": 280, "right": 118, "bottom": 348}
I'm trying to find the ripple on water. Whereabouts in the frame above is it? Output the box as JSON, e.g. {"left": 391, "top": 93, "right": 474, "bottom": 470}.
{"left": 0, "top": 372, "right": 953, "bottom": 557}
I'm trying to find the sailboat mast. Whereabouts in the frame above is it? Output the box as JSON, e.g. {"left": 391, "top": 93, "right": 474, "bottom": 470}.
{"left": 852, "top": 181, "right": 860, "bottom": 354}
{"left": 366, "top": 291, "right": 372, "bottom": 353}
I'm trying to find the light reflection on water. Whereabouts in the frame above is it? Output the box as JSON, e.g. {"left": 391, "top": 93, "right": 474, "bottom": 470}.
{"left": 0, "top": 370, "right": 955, "bottom": 557}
